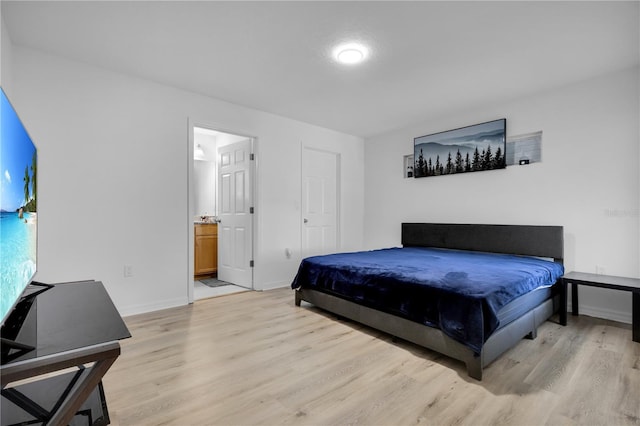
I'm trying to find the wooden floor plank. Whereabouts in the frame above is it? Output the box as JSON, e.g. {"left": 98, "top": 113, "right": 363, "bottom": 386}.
{"left": 103, "top": 288, "right": 640, "bottom": 425}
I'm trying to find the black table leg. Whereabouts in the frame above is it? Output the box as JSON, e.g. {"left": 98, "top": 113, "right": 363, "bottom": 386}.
{"left": 571, "top": 282, "right": 579, "bottom": 316}
{"left": 633, "top": 291, "right": 639, "bottom": 343}
{"left": 559, "top": 279, "right": 567, "bottom": 326}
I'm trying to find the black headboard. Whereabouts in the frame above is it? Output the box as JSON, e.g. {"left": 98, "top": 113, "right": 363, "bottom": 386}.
{"left": 402, "top": 223, "right": 563, "bottom": 263}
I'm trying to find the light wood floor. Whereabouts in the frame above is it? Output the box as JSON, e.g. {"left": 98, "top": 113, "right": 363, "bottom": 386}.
{"left": 103, "top": 288, "right": 640, "bottom": 425}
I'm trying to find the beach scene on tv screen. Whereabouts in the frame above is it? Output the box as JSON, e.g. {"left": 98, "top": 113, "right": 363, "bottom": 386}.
{"left": 1, "top": 92, "right": 37, "bottom": 321}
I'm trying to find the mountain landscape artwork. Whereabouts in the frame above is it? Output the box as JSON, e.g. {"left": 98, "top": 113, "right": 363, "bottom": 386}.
{"left": 414, "top": 119, "right": 506, "bottom": 178}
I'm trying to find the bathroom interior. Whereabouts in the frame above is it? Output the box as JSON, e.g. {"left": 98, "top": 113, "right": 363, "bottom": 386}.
{"left": 192, "top": 126, "right": 247, "bottom": 300}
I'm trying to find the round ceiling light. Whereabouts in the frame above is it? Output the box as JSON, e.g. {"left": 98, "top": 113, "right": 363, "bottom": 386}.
{"left": 333, "top": 43, "right": 369, "bottom": 65}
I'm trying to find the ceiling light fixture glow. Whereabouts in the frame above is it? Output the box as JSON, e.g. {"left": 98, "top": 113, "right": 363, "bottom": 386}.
{"left": 334, "top": 43, "right": 369, "bottom": 65}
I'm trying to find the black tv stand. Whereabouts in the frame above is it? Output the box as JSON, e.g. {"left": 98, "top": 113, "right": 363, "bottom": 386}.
{"left": 1, "top": 280, "right": 130, "bottom": 425}
{"left": 1, "top": 282, "right": 55, "bottom": 363}
{"left": 0, "top": 337, "right": 33, "bottom": 364}
{"left": 9, "top": 281, "right": 53, "bottom": 305}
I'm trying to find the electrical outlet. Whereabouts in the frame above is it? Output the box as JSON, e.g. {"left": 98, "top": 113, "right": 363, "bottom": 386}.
{"left": 595, "top": 265, "right": 605, "bottom": 275}
{"left": 124, "top": 265, "right": 133, "bottom": 278}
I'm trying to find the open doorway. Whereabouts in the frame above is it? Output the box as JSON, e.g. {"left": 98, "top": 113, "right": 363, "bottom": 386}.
{"left": 188, "top": 123, "right": 255, "bottom": 302}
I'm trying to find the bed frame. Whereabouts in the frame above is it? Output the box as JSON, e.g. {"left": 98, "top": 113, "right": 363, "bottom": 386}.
{"left": 294, "top": 223, "right": 564, "bottom": 380}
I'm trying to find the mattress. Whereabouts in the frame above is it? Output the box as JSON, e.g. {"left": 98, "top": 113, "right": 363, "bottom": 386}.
{"left": 495, "top": 285, "right": 552, "bottom": 328}
{"left": 291, "top": 247, "right": 564, "bottom": 353}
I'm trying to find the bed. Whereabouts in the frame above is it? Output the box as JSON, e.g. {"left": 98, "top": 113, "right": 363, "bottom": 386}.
{"left": 291, "top": 223, "right": 565, "bottom": 380}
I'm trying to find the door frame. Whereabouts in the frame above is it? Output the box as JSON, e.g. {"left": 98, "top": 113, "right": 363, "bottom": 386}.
{"left": 187, "top": 119, "right": 257, "bottom": 303}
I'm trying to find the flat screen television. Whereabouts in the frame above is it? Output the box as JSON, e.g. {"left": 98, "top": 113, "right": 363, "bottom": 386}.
{"left": 1, "top": 87, "right": 38, "bottom": 327}
{"left": 414, "top": 118, "right": 506, "bottom": 178}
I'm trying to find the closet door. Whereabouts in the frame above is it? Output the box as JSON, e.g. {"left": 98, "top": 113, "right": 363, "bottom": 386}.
{"left": 301, "top": 147, "right": 339, "bottom": 257}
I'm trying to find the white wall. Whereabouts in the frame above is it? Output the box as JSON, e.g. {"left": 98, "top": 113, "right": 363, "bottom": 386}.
{"left": 11, "top": 46, "right": 364, "bottom": 316}
{"left": 364, "top": 66, "right": 640, "bottom": 324}
{"left": 7, "top": 35, "right": 636, "bottom": 324}
{"left": 0, "top": 10, "right": 14, "bottom": 93}
{"left": 193, "top": 160, "right": 215, "bottom": 218}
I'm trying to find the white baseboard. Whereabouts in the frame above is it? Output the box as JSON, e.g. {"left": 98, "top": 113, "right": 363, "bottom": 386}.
{"left": 118, "top": 294, "right": 633, "bottom": 326}
{"left": 568, "top": 303, "right": 632, "bottom": 325}
{"left": 119, "top": 296, "right": 188, "bottom": 318}
{"left": 258, "top": 280, "right": 290, "bottom": 291}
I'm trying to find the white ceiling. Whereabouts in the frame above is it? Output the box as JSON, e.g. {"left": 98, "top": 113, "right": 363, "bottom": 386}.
{"left": 3, "top": 1, "right": 639, "bottom": 138}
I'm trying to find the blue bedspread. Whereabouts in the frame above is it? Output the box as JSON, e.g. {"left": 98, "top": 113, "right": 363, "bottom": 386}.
{"left": 291, "top": 247, "right": 564, "bottom": 353}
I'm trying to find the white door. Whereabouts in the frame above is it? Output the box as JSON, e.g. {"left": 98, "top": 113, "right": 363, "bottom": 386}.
{"left": 302, "top": 148, "right": 339, "bottom": 257}
{"left": 217, "top": 139, "right": 253, "bottom": 288}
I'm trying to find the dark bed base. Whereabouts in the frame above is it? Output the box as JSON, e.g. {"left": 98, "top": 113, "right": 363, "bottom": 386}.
{"left": 293, "top": 223, "right": 564, "bottom": 381}
{"left": 295, "top": 288, "right": 556, "bottom": 380}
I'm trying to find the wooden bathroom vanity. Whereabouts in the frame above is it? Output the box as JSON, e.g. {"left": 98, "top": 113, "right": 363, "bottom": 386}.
{"left": 195, "top": 223, "right": 218, "bottom": 278}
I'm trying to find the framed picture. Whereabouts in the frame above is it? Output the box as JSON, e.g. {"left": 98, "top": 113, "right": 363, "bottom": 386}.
{"left": 414, "top": 119, "right": 506, "bottom": 178}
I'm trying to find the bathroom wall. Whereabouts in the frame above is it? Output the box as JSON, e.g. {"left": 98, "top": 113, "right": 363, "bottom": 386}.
{"left": 193, "top": 128, "right": 217, "bottom": 219}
